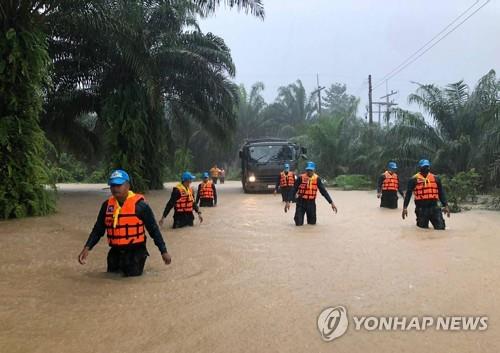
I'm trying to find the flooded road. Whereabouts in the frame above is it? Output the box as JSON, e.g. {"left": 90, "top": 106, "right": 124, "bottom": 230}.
{"left": 1, "top": 181, "right": 499, "bottom": 353}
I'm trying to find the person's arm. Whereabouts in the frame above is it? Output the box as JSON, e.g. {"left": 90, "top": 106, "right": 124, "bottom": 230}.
{"left": 212, "top": 184, "right": 217, "bottom": 205}
{"left": 376, "top": 174, "right": 385, "bottom": 194}
{"left": 435, "top": 176, "right": 448, "bottom": 206}
{"left": 293, "top": 175, "right": 301, "bottom": 195}
{"left": 397, "top": 175, "right": 405, "bottom": 197}
{"left": 196, "top": 184, "right": 201, "bottom": 205}
{"left": 78, "top": 201, "right": 108, "bottom": 264}
{"left": 162, "top": 188, "right": 180, "bottom": 218}
{"left": 193, "top": 200, "right": 200, "bottom": 213}
{"left": 317, "top": 178, "right": 333, "bottom": 204}
{"left": 403, "top": 178, "right": 416, "bottom": 209}
{"left": 136, "top": 201, "right": 167, "bottom": 254}
{"left": 84, "top": 201, "right": 107, "bottom": 250}
{"left": 275, "top": 174, "right": 281, "bottom": 192}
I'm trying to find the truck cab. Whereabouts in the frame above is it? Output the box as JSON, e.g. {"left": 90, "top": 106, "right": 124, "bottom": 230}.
{"left": 239, "top": 138, "right": 305, "bottom": 193}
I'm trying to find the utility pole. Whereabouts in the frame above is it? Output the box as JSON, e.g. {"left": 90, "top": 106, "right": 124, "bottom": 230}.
{"left": 368, "top": 75, "right": 373, "bottom": 125}
{"left": 312, "top": 74, "right": 325, "bottom": 116}
{"left": 380, "top": 90, "right": 398, "bottom": 125}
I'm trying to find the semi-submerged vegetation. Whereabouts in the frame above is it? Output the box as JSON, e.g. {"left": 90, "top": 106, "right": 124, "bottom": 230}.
{"left": 1, "top": 1, "right": 499, "bottom": 219}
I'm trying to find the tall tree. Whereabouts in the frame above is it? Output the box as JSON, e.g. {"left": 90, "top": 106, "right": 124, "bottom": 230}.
{"left": 323, "top": 83, "right": 359, "bottom": 119}
{"left": 0, "top": 2, "right": 56, "bottom": 218}
{"left": 272, "top": 80, "right": 316, "bottom": 137}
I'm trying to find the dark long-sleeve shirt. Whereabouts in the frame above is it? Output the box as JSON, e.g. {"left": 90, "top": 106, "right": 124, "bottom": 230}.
{"left": 293, "top": 174, "right": 333, "bottom": 204}
{"left": 403, "top": 174, "right": 448, "bottom": 209}
{"left": 377, "top": 172, "right": 405, "bottom": 196}
{"left": 162, "top": 187, "right": 199, "bottom": 218}
{"left": 196, "top": 182, "right": 217, "bottom": 204}
{"left": 85, "top": 200, "right": 167, "bottom": 254}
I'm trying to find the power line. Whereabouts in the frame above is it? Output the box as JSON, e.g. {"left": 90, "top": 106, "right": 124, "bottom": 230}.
{"left": 373, "top": 0, "right": 491, "bottom": 90}
{"left": 376, "top": 0, "right": 480, "bottom": 86}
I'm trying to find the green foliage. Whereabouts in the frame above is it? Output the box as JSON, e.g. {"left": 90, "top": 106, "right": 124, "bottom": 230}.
{"left": 173, "top": 148, "right": 194, "bottom": 175}
{"left": 85, "top": 168, "right": 107, "bottom": 184}
{"left": 334, "top": 175, "right": 373, "bottom": 190}
{"left": 485, "top": 190, "right": 500, "bottom": 210}
{"left": 0, "top": 25, "right": 55, "bottom": 219}
{"left": 441, "top": 169, "right": 482, "bottom": 212}
{"left": 46, "top": 1, "right": 242, "bottom": 191}
{"left": 102, "top": 83, "right": 149, "bottom": 192}
{"left": 323, "top": 83, "right": 359, "bottom": 118}
{"left": 49, "top": 153, "right": 87, "bottom": 183}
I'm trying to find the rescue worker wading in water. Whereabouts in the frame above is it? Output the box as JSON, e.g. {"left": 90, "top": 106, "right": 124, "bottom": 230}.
{"left": 78, "top": 170, "right": 171, "bottom": 276}
{"left": 377, "top": 161, "right": 405, "bottom": 209}
{"left": 402, "top": 159, "right": 451, "bottom": 230}
{"left": 274, "top": 163, "right": 296, "bottom": 203}
{"left": 160, "top": 172, "right": 203, "bottom": 228}
{"left": 196, "top": 172, "right": 217, "bottom": 207}
{"left": 285, "top": 161, "right": 338, "bottom": 226}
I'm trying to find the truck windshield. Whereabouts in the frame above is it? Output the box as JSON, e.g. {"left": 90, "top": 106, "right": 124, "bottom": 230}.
{"left": 248, "top": 145, "right": 294, "bottom": 163}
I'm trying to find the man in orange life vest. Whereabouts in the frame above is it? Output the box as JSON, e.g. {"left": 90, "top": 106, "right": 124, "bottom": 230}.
{"left": 402, "top": 159, "right": 451, "bottom": 230}
{"left": 210, "top": 164, "right": 221, "bottom": 184}
{"left": 160, "top": 171, "right": 203, "bottom": 228}
{"left": 377, "top": 161, "right": 405, "bottom": 209}
{"left": 196, "top": 172, "right": 217, "bottom": 207}
{"left": 274, "top": 163, "right": 296, "bottom": 202}
{"left": 285, "top": 161, "right": 338, "bottom": 226}
{"left": 78, "top": 169, "right": 171, "bottom": 277}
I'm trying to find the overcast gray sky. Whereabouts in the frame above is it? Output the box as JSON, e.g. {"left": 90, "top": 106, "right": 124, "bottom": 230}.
{"left": 200, "top": 0, "right": 500, "bottom": 117}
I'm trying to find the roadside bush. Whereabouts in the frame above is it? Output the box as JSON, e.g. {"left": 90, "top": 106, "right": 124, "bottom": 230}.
{"left": 85, "top": 168, "right": 108, "bottom": 183}
{"left": 50, "top": 153, "right": 87, "bottom": 183}
{"left": 334, "top": 174, "right": 373, "bottom": 190}
{"left": 441, "top": 169, "right": 481, "bottom": 212}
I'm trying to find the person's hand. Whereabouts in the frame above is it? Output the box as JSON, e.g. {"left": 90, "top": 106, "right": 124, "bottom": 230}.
{"left": 402, "top": 208, "right": 408, "bottom": 220}
{"left": 284, "top": 202, "right": 290, "bottom": 213}
{"left": 443, "top": 206, "right": 451, "bottom": 218}
{"left": 78, "top": 246, "right": 90, "bottom": 265}
{"left": 161, "top": 252, "right": 172, "bottom": 265}
{"left": 159, "top": 217, "right": 165, "bottom": 226}
{"left": 198, "top": 212, "right": 203, "bottom": 223}
{"left": 331, "top": 203, "right": 338, "bottom": 214}
{"left": 377, "top": 192, "right": 381, "bottom": 199}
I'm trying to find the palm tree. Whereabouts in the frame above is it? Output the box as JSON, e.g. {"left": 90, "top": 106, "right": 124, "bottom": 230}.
{"left": 389, "top": 71, "right": 499, "bottom": 181}
{"left": 272, "top": 80, "right": 316, "bottom": 137}
{"left": 236, "top": 82, "right": 272, "bottom": 139}
{"left": 46, "top": 0, "right": 261, "bottom": 191}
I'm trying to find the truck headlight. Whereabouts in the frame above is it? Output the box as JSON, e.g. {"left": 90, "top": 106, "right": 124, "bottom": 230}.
{"left": 248, "top": 175, "right": 256, "bottom": 182}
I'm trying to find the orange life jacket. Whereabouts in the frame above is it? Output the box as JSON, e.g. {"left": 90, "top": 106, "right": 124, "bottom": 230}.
{"left": 210, "top": 168, "right": 219, "bottom": 178}
{"left": 414, "top": 172, "right": 439, "bottom": 201}
{"left": 104, "top": 194, "right": 145, "bottom": 246}
{"left": 199, "top": 181, "right": 214, "bottom": 199}
{"left": 175, "top": 184, "right": 194, "bottom": 212}
{"left": 382, "top": 171, "right": 399, "bottom": 191}
{"left": 297, "top": 173, "right": 318, "bottom": 200}
{"left": 279, "top": 171, "right": 295, "bottom": 188}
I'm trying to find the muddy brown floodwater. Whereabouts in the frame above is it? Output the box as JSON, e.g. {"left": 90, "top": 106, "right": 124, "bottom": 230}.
{"left": 1, "top": 181, "right": 499, "bottom": 353}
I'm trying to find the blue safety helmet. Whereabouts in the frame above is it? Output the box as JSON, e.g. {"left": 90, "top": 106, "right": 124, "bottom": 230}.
{"left": 181, "top": 171, "right": 195, "bottom": 182}
{"left": 418, "top": 159, "right": 431, "bottom": 168}
{"left": 202, "top": 172, "right": 209, "bottom": 179}
{"left": 108, "top": 169, "right": 130, "bottom": 186}
{"left": 387, "top": 162, "right": 398, "bottom": 171}
{"left": 284, "top": 163, "right": 290, "bottom": 171}
{"left": 305, "top": 161, "right": 316, "bottom": 171}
